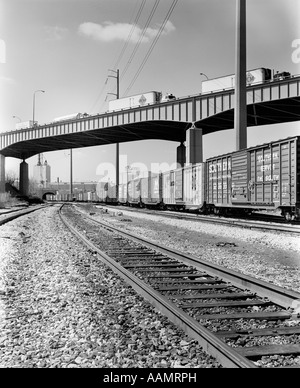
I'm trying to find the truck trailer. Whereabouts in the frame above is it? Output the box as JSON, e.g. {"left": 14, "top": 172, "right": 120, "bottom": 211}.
{"left": 15, "top": 121, "right": 37, "bottom": 130}
{"left": 201, "top": 68, "right": 272, "bottom": 93}
{"left": 108, "top": 91, "right": 176, "bottom": 112}
{"left": 108, "top": 91, "right": 162, "bottom": 112}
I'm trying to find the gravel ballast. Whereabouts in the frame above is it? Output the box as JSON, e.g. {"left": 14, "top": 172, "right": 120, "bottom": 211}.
{"left": 91, "top": 206, "right": 300, "bottom": 294}
{"left": 0, "top": 206, "right": 220, "bottom": 368}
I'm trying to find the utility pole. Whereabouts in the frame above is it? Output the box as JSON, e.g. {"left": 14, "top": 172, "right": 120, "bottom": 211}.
{"left": 70, "top": 148, "right": 73, "bottom": 200}
{"left": 235, "top": 0, "right": 247, "bottom": 150}
{"left": 108, "top": 69, "right": 120, "bottom": 200}
{"left": 33, "top": 90, "right": 45, "bottom": 165}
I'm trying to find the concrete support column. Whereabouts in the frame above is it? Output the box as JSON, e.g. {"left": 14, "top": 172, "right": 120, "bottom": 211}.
{"left": 176, "top": 142, "right": 186, "bottom": 168}
{"left": 0, "top": 154, "right": 5, "bottom": 193}
{"left": 19, "top": 160, "right": 29, "bottom": 196}
{"left": 185, "top": 127, "right": 203, "bottom": 165}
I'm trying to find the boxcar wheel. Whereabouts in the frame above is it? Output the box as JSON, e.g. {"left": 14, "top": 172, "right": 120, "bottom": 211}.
{"left": 214, "top": 207, "right": 220, "bottom": 216}
{"left": 283, "top": 211, "right": 292, "bottom": 222}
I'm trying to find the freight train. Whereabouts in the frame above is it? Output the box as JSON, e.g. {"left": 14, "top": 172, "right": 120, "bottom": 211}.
{"left": 50, "top": 136, "right": 300, "bottom": 221}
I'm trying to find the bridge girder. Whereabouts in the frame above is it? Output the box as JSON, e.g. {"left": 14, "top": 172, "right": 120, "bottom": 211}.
{"left": 0, "top": 82, "right": 299, "bottom": 160}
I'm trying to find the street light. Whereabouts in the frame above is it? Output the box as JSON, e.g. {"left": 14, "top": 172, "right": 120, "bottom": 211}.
{"left": 33, "top": 89, "right": 45, "bottom": 166}
{"left": 33, "top": 89, "right": 45, "bottom": 126}
{"left": 200, "top": 72, "right": 209, "bottom": 80}
{"left": 12, "top": 115, "right": 22, "bottom": 122}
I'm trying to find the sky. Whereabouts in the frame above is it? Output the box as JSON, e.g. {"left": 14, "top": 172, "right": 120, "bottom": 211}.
{"left": 0, "top": 0, "right": 300, "bottom": 183}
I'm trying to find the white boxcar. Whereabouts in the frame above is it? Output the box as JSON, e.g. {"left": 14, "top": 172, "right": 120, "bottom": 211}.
{"left": 108, "top": 91, "right": 162, "bottom": 111}
{"left": 202, "top": 68, "right": 271, "bottom": 93}
{"left": 162, "top": 168, "right": 184, "bottom": 207}
{"left": 118, "top": 183, "right": 127, "bottom": 204}
{"left": 96, "top": 182, "right": 108, "bottom": 202}
{"left": 162, "top": 170, "right": 176, "bottom": 206}
{"left": 140, "top": 175, "right": 149, "bottom": 204}
{"left": 118, "top": 172, "right": 128, "bottom": 204}
{"left": 140, "top": 172, "right": 161, "bottom": 206}
{"left": 87, "top": 192, "right": 93, "bottom": 202}
{"left": 183, "top": 163, "right": 205, "bottom": 210}
{"left": 127, "top": 177, "right": 141, "bottom": 205}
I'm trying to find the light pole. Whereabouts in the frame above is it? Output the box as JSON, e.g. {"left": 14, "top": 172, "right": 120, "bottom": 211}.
{"left": 33, "top": 89, "right": 45, "bottom": 165}
{"left": 199, "top": 72, "right": 209, "bottom": 80}
{"left": 235, "top": 0, "right": 247, "bottom": 151}
{"left": 33, "top": 89, "right": 45, "bottom": 125}
{"left": 107, "top": 69, "right": 120, "bottom": 201}
{"left": 70, "top": 148, "right": 73, "bottom": 200}
{"left": 12, "top": 115, "right": 22, "bottom": 123}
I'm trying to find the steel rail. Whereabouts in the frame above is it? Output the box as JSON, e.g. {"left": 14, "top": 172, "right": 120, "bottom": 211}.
{"left": 100, "top": 204, "right": 300, "bottom": 235}
{"left": 75, "top": 207, "right": 300, "bottom": 309}
{"left": 59, "top": 205, "right": 256, "bottom": 368}
{"left": 0, "top": 204, "right": 49, "bottom": 226}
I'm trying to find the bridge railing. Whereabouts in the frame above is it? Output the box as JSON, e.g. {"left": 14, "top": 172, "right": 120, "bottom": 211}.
{"left": 1, "top": 76, "right": 299, "bottom": 151}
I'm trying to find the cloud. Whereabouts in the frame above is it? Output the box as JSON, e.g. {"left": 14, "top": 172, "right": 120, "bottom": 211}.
{"left": 44, "top": 26, "right": 69, "bottom": 41}
{"left": 78, "top": 20, "right": 175, "bottom": 43}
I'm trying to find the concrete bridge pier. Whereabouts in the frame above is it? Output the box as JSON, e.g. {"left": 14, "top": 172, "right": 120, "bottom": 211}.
{"left": 19, "top": 160, "right": 29, "bottom": 196}
{"left": 185, "top": 126, "right": 203, "bottom": 165}
{"left": 0, "top": 154, "right": 5, "bottom": 193}
{"left": 176, "top": 142, "right": 186, "bottom": 168}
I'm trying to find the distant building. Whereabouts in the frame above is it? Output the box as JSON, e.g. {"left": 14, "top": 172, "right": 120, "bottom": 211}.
{"left": 49, "top": 182, "right": 97, "bottom": 195}
{"left": 33, "top": 159, "right": 51, "bottom": 188}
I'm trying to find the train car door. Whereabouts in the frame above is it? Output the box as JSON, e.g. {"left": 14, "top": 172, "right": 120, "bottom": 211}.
{"left": 174, "top": 168, "right": 184, "bottom": 203}
{"left": 231, "top": 151, "right": 248, "bottom": 204}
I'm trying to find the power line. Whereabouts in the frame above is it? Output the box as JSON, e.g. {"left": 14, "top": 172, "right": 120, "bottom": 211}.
{"left": 105, "top": 0, "right": 161, "bottom": 101}
{"left": 89, "top": 77, "right": 109, "bottom": 113}
{"left": 120, "top": 0, "right": 161, "bottom": 85}
{"left": 89, "top": 0, "right": 143, "bottom": 112}
{"left": 124, "top": 0, "right": 178, "bottom": 96}
{"left": 112, "top": 0, "right": 147, "bottom": 71}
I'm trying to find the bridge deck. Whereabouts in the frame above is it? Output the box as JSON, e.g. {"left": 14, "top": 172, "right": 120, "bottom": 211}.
{"left": 1, "top": 76, "right": 299, "bottom": 159}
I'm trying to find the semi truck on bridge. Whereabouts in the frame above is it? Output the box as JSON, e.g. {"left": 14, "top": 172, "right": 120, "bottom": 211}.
{"left": 201, "top": 67, "right": 291, "bottom": 93}
{"left": 108, "top": 91, "right": 176, "bottom": 112}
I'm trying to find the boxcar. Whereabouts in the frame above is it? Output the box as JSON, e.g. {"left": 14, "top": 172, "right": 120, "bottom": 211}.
{"left": 140, "top": 172, "right": 162, "bottom": 207}
{"left": 96, "top": 182, "right": 108, "bottom": 203}
{"left": 118, "top": 172, "right": 128, "bottom": 204}
{"left": 162, "top": 170, "right": 176, "bottom": 208}
{"left": 118, "top": 183, "right": 128, "bottom": 204}
{"left": 183, "top": 163, "right": 205, "bottom": 211}
{"left": 206, "top": 136, "right": 300, "bottom": 220}
{"left": 127, "top": 177, "right": 141, "bottom": 206}
{"left": 162, "top": 168, "right": 185, "bottom": 210}
{"left": 107, "top": 185, "right": 117, "bottom": 203}
{"left": 88, "top": 191, "right": 98, "bottom": 202}
{"left": 162, "top": 164, "right": 205, "bottom": 211}
{"left": 87, "top": 192, "right": 92, "bottom": 202}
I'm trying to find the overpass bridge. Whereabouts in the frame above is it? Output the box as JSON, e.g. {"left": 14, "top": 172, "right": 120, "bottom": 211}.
{"left": 1, "top": 75, "right": 300, "bottom": 195}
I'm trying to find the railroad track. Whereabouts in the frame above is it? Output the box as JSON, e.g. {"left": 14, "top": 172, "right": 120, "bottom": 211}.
{"left": 60, "top": 204, "right": 300, "bottom": 368}
{"left": 0, "top": 204, "right": 49, "bottom": 226}
{"left": 93, "top": 204, "right": 300, "bottom": 235}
